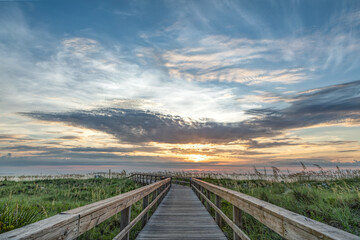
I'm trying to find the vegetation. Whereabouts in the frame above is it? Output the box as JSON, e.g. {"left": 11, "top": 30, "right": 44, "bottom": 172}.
{"left": 1, "top": 170, "right": 360, "bottom": 239}
{"left": 0, "top": 178, "right": 143, "bottom": 239}
{"left": 203, "top": 176, "right": 360, "bottom": 239}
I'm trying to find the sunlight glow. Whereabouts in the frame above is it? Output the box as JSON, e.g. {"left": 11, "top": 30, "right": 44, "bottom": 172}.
{"left": 187, "top": 154, "right": 207, "bottom": 162}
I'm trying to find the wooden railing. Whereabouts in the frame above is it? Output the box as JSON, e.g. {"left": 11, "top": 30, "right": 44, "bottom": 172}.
{"left": 131, "top": 173, "right": 166, "bottom": 185}
{"left": 0, "top": 177, "right": 171, "bottom": 240}
{"left": 130, "top": 173, "right": 191, "bottom": 187}
{"left": 191, "top": 178, "right": 359, "bottom": 240}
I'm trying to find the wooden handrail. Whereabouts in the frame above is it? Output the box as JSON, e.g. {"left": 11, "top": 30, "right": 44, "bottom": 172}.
{"left": 0, "top": 178, "right": 171, "bottom": 240}
{"left": 131, "top": 173, "right": 191, "bottom": 187}
{"left": 192, "top": 178, "right": 360, "bottom": 240}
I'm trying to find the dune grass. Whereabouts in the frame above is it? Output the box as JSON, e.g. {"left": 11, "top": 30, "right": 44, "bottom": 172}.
{"left": 0, "top": 178, "right": 143, "bottom": 238}
{"left": 1, "top": 173, "right": 359, "bottom": 239}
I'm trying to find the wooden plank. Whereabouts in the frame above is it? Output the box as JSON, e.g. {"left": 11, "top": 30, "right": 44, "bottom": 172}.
{"left": 136, "top": 184, "right": 226, "bottom": 240}
{"left": 193, "top": 179, "right": 360, "bottom": 240}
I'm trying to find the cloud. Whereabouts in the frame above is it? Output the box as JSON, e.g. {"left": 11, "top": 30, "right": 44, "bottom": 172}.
{"left": 22, "top": 80, "right": 360, "bottom": 145}
{"left": 247, "top": 80, "right": 360, "bottom": 131}
{"left": 22, "top": 108, "right": 271, "bottom": 144}
{"left": 161, "top": 25, "right": 360, "bottom": 84}
{"left": 237, "top": 91, "right": 292, "bottom": 104}
{"left": 0, "top": 10, "right": 243, "bottom": 123}
{"left": 62, "top": 38, "right": 100, "bottom": 56}
{"left": 0, "top": 145, "right": 163, "bottom": 166}
{"left": 162, "top": 36, "right": 311, "bottom": 84}
{"left": 245, "top": 139, "right": 296, "bottom": 149}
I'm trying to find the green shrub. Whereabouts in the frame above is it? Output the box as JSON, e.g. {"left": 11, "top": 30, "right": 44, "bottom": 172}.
{"left": 0, "top": 203, "right": 42, "bottom": 233}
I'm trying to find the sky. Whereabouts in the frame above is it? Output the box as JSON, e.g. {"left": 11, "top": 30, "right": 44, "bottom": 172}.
{"left": 1, "top": 0, "right": 360, "bottom": 175}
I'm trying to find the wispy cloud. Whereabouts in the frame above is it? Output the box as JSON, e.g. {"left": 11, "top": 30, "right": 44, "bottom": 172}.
{"left": 162, "top": 31, "right": 360, "bottom": 84}
{"left": 0, "top": 12, "right": 242, "bottom": 123}
{"left": 162, "top": 36, "right": 310, "bottom": 84}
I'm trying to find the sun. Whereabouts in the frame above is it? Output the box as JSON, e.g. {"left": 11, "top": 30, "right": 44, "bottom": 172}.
{"left": 187, "top": 154, "right": 207, "bottom": 162}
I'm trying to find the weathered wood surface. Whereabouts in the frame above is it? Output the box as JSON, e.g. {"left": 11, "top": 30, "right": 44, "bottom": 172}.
{"left": 192, "top": 184, "right": 250, "bottom": 240}
{"left": 0, "top": 178, "right": 170, "bottom": 240}
{"left": 193, "top": 179, "right": 360, "bottom": 240}
{"left": 136, "top": 184, "right": 226, "bottom": 240}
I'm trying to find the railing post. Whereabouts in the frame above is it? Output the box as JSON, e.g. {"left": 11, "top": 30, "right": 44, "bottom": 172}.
{"left": 151, "top": 190, "right": 157, "bottom": 213}
{"left": 233, "top": 205, "right": 243, "bottom": 240}
{"left": 206, "top": 189, "right": 211, "bottom": 212}
{"left": 156, "top": 186, "right": 161, "bottom": 206}
{"left": 160, "top": 184, "right": 165, "bottom": 201}
{"left": 120, "top": 206, "right": 131, "bottom": 240}
{"left": 215, "top": 194, "right": 222, "bottom": 228}
{"left": 201, "top": 186, "right": 206, "bottom": 205}
{"left": 142, "top": 195, "right": 149, "bottom": 227}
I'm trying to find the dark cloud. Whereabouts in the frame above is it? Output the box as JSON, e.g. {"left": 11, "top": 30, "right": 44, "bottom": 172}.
{"left": 246, "top": 139, "right": 296, "bottom": 149}
{"left": 22, "top": 109, "right": 272, "bottom": 144}
{"left": 246, "top": 80, "right": 360, "bottom": 131}
{"left": 0, "top": 134, "right": 14, "bottom": 139}
{"left": 338, "top": 150, "right": 359, "bottom": 153}
{"left": 57, "top": 136, "right": 79, "bottom": 140}
{"left": 0, "top": 146, "right": 126, "bottom": 159}
{"left": 316, "top": 140, "right": 356, "bottom": 145}
{"left": 0, "top": 155, "right": 167, "bottom": 167}
{"left": 21, "top": 80, "right": 360, "bottom": 144}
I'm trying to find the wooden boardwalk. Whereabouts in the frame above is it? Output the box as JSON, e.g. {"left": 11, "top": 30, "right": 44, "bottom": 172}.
{"left": 2, "top": 175, "right": 358, "bottom": 240}
{"left": 136, "top": 184, "right": 227, "bottom": 240}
